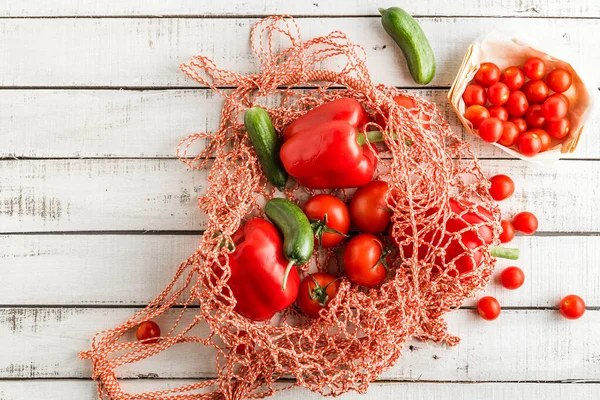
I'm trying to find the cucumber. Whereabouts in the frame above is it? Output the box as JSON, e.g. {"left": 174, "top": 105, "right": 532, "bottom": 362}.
{"left": 265, "top": 198, "right": 314, "bottom": 290}
{"left": 379, "top": 7, "right": 436, "bottom": 85}
{"left": 244, "top": 107, "right": 288, "bottom": 191}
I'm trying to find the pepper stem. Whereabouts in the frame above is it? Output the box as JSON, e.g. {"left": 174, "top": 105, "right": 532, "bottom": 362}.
{"left": 356, "top": 130, "right": 413, "bottom": 146}
{"left": 490, "top": 246, "right": 520, "bottom": 260}
{"left": 281, "top": 259, "right": 296, "bottom": 291}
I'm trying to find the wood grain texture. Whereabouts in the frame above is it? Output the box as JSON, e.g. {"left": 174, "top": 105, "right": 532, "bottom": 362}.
{"left": 1, "top": 159, "right": 599, "bottom": 232}
{"left": 1, "top": 0, "right": 599, "bottom": 18}
{"left": 1, "top": 380, "right": 598, "bottom": 400}
{"left": 1, "top": 234, "right": 598, "bottom": 307}
{"left": 1, "top": 307, "right": 598, "bottom": 380}
{"left": 2, "top": 89, "right": 599, "bottom": 159}
{"left": 0, "top": 18, "right": 597, "bottom": 87}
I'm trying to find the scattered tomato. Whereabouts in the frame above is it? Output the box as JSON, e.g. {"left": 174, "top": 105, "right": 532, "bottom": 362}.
{"left": 532, "top": 128, "right": 552, "bottom": 152}
{"left": 474, "top": 62, "right": 501, "bottom": 87}
{"left": 512, "top": 211, "right": 538, "bottom": 234}
{"left": 343, "top": 234, "right": 389, "bottom": 287}
{"left": 500, "top": 66, "right": 525, "bottom": 91}
{"left": 462, "top": 84, "right": 487, "bottom": 107}
{"left": 559, "top": 294, "right": 586, "bottom": 320}
{"left": 350, "top": 180, "right": 391, "bottom": 234}
{"left": 523, "top": 57, "right": 546, "bottom": 80}
{"left": 478, "top": 117, "right": 504, "bottom": 143}
{"left": 505, "top": 91, "right": 529, "bottom": 117}
{"left": 509, "top": 117, "right": 528, "bottom": 133}
{"left": 500, "top": 266, "right": 525, "bottom": 290}
{"left": 545, "top": 118, "right": 570, "bottom": 139}
{"left": 488, "top": 105, "right": 509, "bottom": 121}
{"left": 464, "top": 105, "right": 490, "bottom": 129}
{"left": 477, "top": 296, "right": 501, "bottom": 321}
{"left": 304, "top": 194, "right": 350, "bottom": 248}
{"left": 517, "top": 131, "right": 542, "bottom": 157}
{"left": 541, "top": 96, "right": 568, "bottom": 122}
{"left": 524, "top": 104, "right": 545, "bottom": 128}
{"left": 136, "top": 321, "right": 161, "bottom": 343}
{"left": 498, "top": 121, "right": 520, "bottom": 147}
{"left": 523, "top": 80, "right": 549, "bottom": 104}
{"left": 499, "top": 220, "right": 516, "bottom": 243}
{"left": 488, "top": 174, "right": 515, "bottom": 201}
{"left": 296, "top": 273, "right": 340, "bottom": 318}
{"left": 546, "top": 68, "right": 572, "bottom": 93}
{"left": 488, "top": 82, "right": 510, "bottom": 106}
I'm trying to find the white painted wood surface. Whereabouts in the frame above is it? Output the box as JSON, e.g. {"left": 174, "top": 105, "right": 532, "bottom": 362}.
{"left": 1, "top": 1, "right": 599, "bottom": 399}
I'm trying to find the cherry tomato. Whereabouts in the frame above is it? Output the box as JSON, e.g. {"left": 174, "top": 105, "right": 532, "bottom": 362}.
{"left": 343, "top": 234, "right": 389, "bottom": 287}
{"left": 136, "top": 321, "right": 161, "bottom": 343}
{"left": 559, "top": 294, "right": 586, "bottom": 320}
{"left": 474, "top": 62, "right": 501, "bottom": 87}
{"left": 523, "top": 80, "right": 549, "bottom": 104}
{"left": 478, "top": 117, "right": 504, "bottom": 143}
{"left": 374, "top": 95, "right": 431, "bottom": 128}
{"left": 545, "top": 118, "right": 570, "bottom": 139}
{"left": 462, "top": 84, "right": 487, "bottom": 107}
{"left": 477, "top": 296, "right": 501, "bottom": 321}
{"left": 517, "top": 131, "right": 542, "bottom": 157}
{"left": 548, "top": 93, "right": 570, "bottom": 109}
{"left": 499, "top": 220, "right": 516, "bottom": 243}
{"left": 304, "top": 194, "right": 350, "bottom": 248}
{"left": 524, "top": 104, "right": 545, "bottom": 128}
{"left": 500, "top": 266, "right": 525, "bottom": 290}
{"left": 498, "top": 121, "right": 520, "bottom": 147}
{"left": 523, "top": 57, "right": 546, "bottom": 80}
{"left": 488, "top": 174, "right": 515, "bottom": 201}
{"left": 464, "top": 105, "right": 490, "bottom": 129}
{"left": 546, "top": 68, "right": 572, "bottom": 93}
{"left": 488, "top": 106, "right": 508, "bottom": 121}
{"left": 512, "top": 211, "right": 538, "bottom": 234}
{"left": 500, "top": 66, "right": 525, "bottom": 90}
{"left": 296, "top": 273, "right": 340, "bottom": 318}
{"left": 505, "top": 91, "right": 529, "bottom": 117}
{"left": 235, "top": 331, "right": 254, "bottom": 355}
{"left": 541, "top": 96, "right": 568, "bottom": 122}
{"left": 350, "top": 180, "right": 391, "bottom": 234}
{"left": 531, "top": 128, "right": 552, "bottom": 152}
{"left": 509, "top": 117, "right": 528, "bottom": 133}
{"left": 487, "top": 82, "right": 510, "bottom": 106}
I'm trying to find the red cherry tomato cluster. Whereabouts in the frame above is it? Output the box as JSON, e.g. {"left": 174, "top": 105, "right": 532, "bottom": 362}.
{"left": 463, "top": 59, "right": 573, "bottom": 156}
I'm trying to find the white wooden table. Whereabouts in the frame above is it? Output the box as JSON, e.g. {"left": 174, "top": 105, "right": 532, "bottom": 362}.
{"left": 1, "top": 1, "right": 599, "bottom": 399}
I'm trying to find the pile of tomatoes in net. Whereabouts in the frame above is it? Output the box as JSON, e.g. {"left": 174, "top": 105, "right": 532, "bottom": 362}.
{"left": 462, "top": 57, "right": 573, "bottom": 156}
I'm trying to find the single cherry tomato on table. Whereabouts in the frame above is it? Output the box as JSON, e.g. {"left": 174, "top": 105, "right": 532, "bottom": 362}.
{"left": 541, "top": 96, "right": 568, "bottom": 122}
{"left": 523, "top": 80, "right": 549, "bottom": 104}
{"left": 531, "top": 128, "right": 552, "bottom": 152}
{"left": 500, "top": 266, "right": 525, "bottom": 290}
{"left": 517, "top": 131, "right": 542, "bottom": 157}
{"left": 488, "top": 174, "right": 515, "bottom": 201}
{"left": 559, "top": 294, "right": 586, "bottom": 320}
{"left": 499, "top": 220, "right": 516, "bottom": 243}
{"left": 488, "top": 105, "right": 508, "bottom": 121}
{"left": 500, "top": 66, "right": 525, "bottom": 91}
{"left": 464, "top": 105, "right": 490, "bottom": 129}
{"left": 498, "top": 121, "right": 520, "bottom": 147}
{"left": 488, "top": 82, "right": 510, "bottom": 106}
{"left": 304, "top": 194, "right": 350, "bottom": 248}
{"left": 545, "top": 118, "right": 570, "bottom": 139}
{"left": 478, "top": 296, "right": 501, "bottom": 321}
{"left": 462, "top": 84, "right": 487, "bottom": 107}
{"left": 509, "top": 117, "right": 527, "bottom": 133}
{"left": 136, "top": 321, "right": 161, "bottom": 343}
{"left": 478, "top": 117, "right": 504, "bottom": 143}
{"left": 524, "top": 104, "right": 545, "bottom": 128}
{"left": 546, "top": 68, "right": 572, "bottom": 93}
{"left": 350, "top": 180, "right": 391, "bottom": 234}
{"left": 523, "top": 57, "right": 546, "bottom": 80}
{"left": 296, "top": 273, "right": 340, "bottom": 318}
{"left": 505, "top": 91, "right": 529, "bottom": 117}
{"left": 512, "top": 211, "right": 538, "bottom": 234}
{"left": 343, "top": 234, "right": 390, "bottom": 287}
{"left": 474, "top": 62, "right": 501, "bottom": 87}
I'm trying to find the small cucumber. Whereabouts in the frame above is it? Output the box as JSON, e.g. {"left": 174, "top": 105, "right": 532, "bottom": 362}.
{"left": 244, "top": 107, "right": 288, "bottom": 191}
{"left": 379, "top": 7, "right": 436, "bottom": 85}
{"left": 265, "top": 198, "right": 314, "bottom": 290}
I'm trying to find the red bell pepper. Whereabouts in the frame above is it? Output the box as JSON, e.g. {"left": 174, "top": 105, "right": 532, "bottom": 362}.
{"left": 226, "top": 218, "right": 300, "bottom": 321}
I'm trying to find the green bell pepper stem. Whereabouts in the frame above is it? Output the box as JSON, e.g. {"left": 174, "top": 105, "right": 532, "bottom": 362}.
{"left": 357, "top": 130, "right": 413, "bottom": 146}
{"left": 490, "top": 246, "right": 520, "bottom": 260}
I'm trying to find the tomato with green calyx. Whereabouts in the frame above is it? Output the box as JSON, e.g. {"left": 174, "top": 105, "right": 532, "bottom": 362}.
{"left": 297, "top": 273, "right": 340, "bottom": 318}
{"left": 304, "top": 194, "right": 350, "bottom": 248}
{"left": 343, "top": 234, "right": 390, "bottom": 287}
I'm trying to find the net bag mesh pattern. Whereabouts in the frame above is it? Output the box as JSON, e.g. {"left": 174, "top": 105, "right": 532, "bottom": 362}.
{"left": 80, "top": 16, "right": 501, "bottom": 400}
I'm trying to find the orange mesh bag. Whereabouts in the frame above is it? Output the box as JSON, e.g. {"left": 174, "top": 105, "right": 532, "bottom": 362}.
{"left": 80, "top": 15, "right": 501, "bottom": 399}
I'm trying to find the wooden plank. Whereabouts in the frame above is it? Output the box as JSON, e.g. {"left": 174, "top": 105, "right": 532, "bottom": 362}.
{"left": 0, "top": 18, "right": 597, "bottom": 87}
{"left": 1, "top": 0, "right": 599, "bottom": 18}
{"left": 1, "top": 159, "right": 599, "bottom": 233}
{"left": 1, "top": 308, "right": 598, "bottom": 379}
{"left": 1, "top": 380, "right": 598, "bottom": 400}
{"left": 2, "top": 89, "right": 599, "bottom": 159}
{"left": 1, "top": 234, "right": 598, "bottom": 307}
